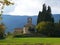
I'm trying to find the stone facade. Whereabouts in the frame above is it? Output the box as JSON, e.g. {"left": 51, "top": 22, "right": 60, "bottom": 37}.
{"left": 14, "top": 17, "right": 35, "bottom": 36}
{"left": 23, "top": 17, "right": 35, "bottom": 34}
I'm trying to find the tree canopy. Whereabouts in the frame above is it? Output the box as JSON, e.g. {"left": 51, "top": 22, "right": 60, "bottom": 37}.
{"left": 37, "top": 4, "right": 54, "bottom": 24}
{"left": 36, "top": 21, "right": 54, "bottom": 36}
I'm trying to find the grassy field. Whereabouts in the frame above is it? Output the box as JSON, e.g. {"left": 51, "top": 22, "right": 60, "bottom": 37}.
{"left": 0, "top": 37, "right": 60, "bottom": 45}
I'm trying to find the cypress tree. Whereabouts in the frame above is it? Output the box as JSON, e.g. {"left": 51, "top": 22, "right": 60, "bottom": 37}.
{"left": 42, "top": 4, "right": 46, "bottom": 12}
{"left": 37, "top": 4, "right": 54, "bottom": 24}
{"left": 46, "top": 6, "right": 54, "bottom": 23}
{"left": 37, "top": 4, "right": 47, "bottom": 24}
{"left": 37, "top": 11, "right": 42, "bottom": 24}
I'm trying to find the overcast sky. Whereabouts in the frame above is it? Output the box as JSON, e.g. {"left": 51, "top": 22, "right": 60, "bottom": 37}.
{"left": 3, "top": 0, "right": 60, "bottom": 16}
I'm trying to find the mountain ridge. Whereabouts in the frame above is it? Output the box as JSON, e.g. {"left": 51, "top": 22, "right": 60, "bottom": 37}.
{"left": 1, "top": 14, "right": 60, "bottom": 33}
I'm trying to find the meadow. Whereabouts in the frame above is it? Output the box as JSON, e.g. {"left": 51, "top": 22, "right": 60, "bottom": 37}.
{"left": 0, "top": 37, "right": 60, "bottom": 45}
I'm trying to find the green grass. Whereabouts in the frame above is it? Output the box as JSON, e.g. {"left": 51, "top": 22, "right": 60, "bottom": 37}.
{"left": 0, "top": 37, "right": 60, "bottom": 45}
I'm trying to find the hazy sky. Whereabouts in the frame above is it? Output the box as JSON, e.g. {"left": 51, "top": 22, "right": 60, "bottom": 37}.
{"left": 3, "top": 0, "right": 60, "bottom": 16}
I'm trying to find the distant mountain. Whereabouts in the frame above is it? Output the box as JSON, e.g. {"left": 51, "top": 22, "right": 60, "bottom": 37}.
{"left": 1, "top": 14, "right": 60, "bottom": 33}
{"left": 53, "top": 14, "right": 60, "bottom": 23}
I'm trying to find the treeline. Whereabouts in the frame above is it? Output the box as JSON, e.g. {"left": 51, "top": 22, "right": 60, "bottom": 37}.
{"left": 36, "top": 4, "right": 60, "bottom": 37}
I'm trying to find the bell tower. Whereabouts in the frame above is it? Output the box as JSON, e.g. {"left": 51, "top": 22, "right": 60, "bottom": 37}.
{"left": 27, "top": 17, "right": 32, "bottom": 24}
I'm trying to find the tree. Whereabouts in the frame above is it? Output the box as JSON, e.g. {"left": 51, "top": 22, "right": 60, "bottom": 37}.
{"left": 37, "top": 11, "right": 42, "bottom": 24}
{"left": 0, "top": 0, "right": 14, "bottom": 38}
{"left": 0, "top": 23, "right": 5, "bottom": 38}
{"left": 4, "top": 0, "right": 14, "bottom": 6}
{"left": 0, "top": 0, "right": 14, "bottom": 16}
{"left": 37, "top": 4, "right": 47, "bottom": 24}
{"left": 28, "top": 27, "right": 35, "bottom": 33}
{"left": 41, "top": 4, "right": 47, "bottom": 22}
{"left": 42, "top": 4, "right": 46, "bottom": 12}
{"left": 37, "top": 4, "right": 54, "bottom": 24}
{"left": 36, "top": 21, "right": 54, "bottom": 37}
{"left": 46, "top": 6, "right": 54, "bottom": 23}
{"left": 54, "top": 20, "right": 60, "bottom": 37}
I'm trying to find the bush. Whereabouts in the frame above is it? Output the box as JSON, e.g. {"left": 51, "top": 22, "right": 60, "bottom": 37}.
{"left": 53, "top": 23, "right": 60, "bottom": 37}
{"left": 36, "top": 21, "right": 54, "bottom": 37}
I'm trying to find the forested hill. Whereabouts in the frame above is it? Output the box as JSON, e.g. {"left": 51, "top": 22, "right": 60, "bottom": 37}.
{"left": 2, "top": 14, "right": 60, "bottom": 32}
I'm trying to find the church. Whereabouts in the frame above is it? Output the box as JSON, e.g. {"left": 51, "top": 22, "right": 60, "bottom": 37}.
{"left": 13, "top": 17, "right": 36, "bottom": 37}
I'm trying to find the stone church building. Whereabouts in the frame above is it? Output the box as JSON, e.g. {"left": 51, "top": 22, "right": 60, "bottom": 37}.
{"left": 14, "top": 17, "right": 36, "bottom": 36}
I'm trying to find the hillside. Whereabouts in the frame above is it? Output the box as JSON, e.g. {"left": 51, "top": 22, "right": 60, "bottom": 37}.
{"left": 1, "top": 14, "right": 60, "bottom": 32}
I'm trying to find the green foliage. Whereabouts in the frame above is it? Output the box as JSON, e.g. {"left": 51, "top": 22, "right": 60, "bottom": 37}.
{"left": 54, "top": 22, "right": 60, "bottom": 37}
{"left": 46, "top": 6, "right": 54, "bottom": 23}
{"left": 28, "top": 27, "right": 35, "bottom": 33}
{"left": 37, "top": 4, "right": 54, "bottom": 24}
{"left": 37, "top": 4, "right": 55, "bottom": 37}
{"left": 36, "top": 21, "right": 54, "bottom": 36}
{"left": 37, "top": 20, "right": 60, "bottom": 37}
{"left": 42, "top": 4, "right": 46, "bottom": 12}
{"left": 37, "top": 11, "right": 42, "bottom": 24}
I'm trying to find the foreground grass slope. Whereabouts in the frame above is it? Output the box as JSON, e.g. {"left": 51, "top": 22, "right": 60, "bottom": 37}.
{"left": 0, "top": 37, "right": 60, "bottom": 45}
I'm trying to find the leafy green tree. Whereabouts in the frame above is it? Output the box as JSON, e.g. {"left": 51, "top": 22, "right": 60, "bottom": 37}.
{"left": 36, "top": 21, "right": 54, "bottom": 37}
{"left": 54, "top": 20, "right": 60, "bottom": 37}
